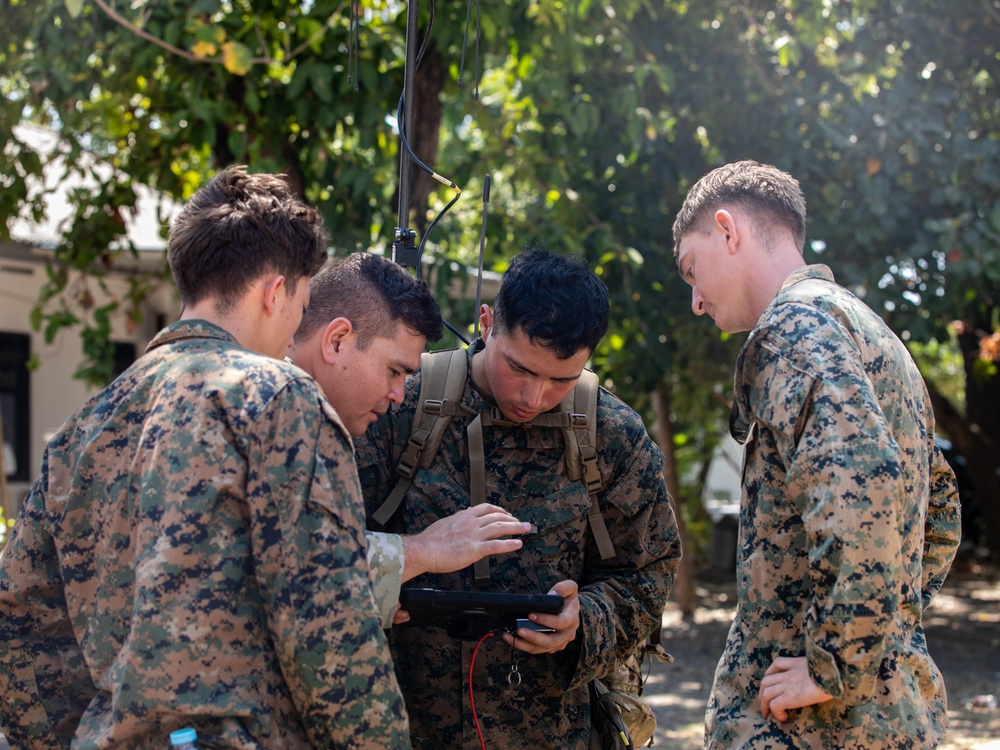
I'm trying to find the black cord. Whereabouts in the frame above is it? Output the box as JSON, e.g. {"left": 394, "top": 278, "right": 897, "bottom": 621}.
{"left": 445, "top": 319, "right": 471, "bottom": 345}
{"left": 393, "top": 0, "right": 473, "bottom": 347}
{"left": 346, "top": 0, "right": 360, "bottom": 91}
{"left": 352, "top": 0, "right": 360, "bottom": 91}
{"left": 346, "top": 0, "right": 354, "bottom": 86}
{"left": 458, "top": 0, "right": 481, "bottom": 98}
{"left": 473, "top": 174, "right": 490, "bottom": 340}
{"left": 415, "top": 0, "right": 435, "bottom": 69}
{"left": 459, "top": 0, "right": 473, "bottom": 87}
{"left": 473, "top": 0, "right": 480, "bottom": 99}
{"left": 395, "top": 91, "right": 462, "bottom": 282}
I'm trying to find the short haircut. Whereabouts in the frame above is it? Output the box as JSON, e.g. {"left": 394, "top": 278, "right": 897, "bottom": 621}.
{"left": 492, "top": 245, "right": 609, "bottom": 359}
{"left": 295, "top": 251, "right": 443, "bottom": 349}
{"left": 672, "top": 160, "right": 807, "bottom": 257}
{"left": 167, "top": 166, "right": 329, "bottom": 310}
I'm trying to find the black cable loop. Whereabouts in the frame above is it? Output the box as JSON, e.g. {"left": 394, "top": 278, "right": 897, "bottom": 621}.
{"left": 352, "top": 0, "right": 360, "bottom": 91}
{"left": 458, "top": 0, "right": 473, "bottom": 87}
{"left": 396, "top": 91, "right": 462, "bottom": 278}
{"left": 473, "top": 0, "right": 480, "bottom": 99}
{"left": 415, "top": 0, "right": 435, "bottom": 69}
{"left": 346, "top": 0, "right": 355, "bottom": 86}
{"left": 394, "top": 0, "right": 471, "bottom": 346}
{"left": 457, "top": 0, "right": 481, "bottom": 98}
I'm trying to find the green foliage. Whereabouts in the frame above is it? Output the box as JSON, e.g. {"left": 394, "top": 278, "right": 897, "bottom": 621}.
{"left": 3, "top": 0, "right": 1000, "bottom": 550}
{"left": 0, "top": 503, "right": 11, "bottom": 548}
{"left": 908, "top": 327, "right": 967, "bottom": 417}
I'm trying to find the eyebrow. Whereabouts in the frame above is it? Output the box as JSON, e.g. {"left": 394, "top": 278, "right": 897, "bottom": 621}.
{"left": 394, "top": 358, "right": 419, "bottom": 375}
{"left": 505, "top": 352, "right": 579, "bottom": 384}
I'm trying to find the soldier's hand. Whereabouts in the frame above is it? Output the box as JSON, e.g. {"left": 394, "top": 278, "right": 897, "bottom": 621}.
{"left": 401, "top": 504, "right": 529, "bottom": 580}
{"left": 758, "top": 656, "right": 834, "bottom": 721}
{"left": 503, "top": 579, "right": 580, "bottom": 655}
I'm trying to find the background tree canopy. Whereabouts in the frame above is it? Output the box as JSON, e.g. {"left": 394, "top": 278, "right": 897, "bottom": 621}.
{"left": 2, "top": 0, "right": 998, "bottom": 558}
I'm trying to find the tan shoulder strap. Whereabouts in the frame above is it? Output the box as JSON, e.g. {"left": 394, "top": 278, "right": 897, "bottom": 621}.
{"left": 371, "top": 348, "right": 469, "bottom": 527}
{"left": 560, "top": 370, "right": 616, "bottom": 560}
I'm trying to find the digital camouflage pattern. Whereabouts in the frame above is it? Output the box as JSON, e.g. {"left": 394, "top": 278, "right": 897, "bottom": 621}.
{"left": 706, "top": 265, "right": 962, "bottom": 749}
{"left": 357, "top": 341, "right": 681, "bottom": 750}
{"left": 366, "top": 531, "right": 405, "bottom": 625}
{"left": 0, "top": 321, "right": 410, "bottom": 749}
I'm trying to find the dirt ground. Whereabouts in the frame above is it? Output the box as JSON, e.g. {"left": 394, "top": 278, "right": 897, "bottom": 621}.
{"left": 640, "top": 561, "right": 1000, "bottom": 749}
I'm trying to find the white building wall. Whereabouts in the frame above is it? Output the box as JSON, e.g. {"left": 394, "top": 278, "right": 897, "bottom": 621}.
{"left": 702, "top": 435, "right": 744, "bottom": 520}
{"left": 0, "top": 254, "right": 179, "bottom": 512}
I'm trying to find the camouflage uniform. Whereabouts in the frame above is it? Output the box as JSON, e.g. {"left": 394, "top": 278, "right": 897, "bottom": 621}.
{"left": 357, "top": 341, "right": 681, "bottom": 750}
{"left": 706, "top": 265, "right": 961, "bottom": 749}
{"left": 0, "top": 321, "right": 410, "bottom": 749}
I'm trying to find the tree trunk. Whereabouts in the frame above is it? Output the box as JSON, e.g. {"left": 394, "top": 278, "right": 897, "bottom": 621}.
{"left": 652, "top": 381, "right": 697, "bottom": 616}
{"left": 409, "top": 46, "right": 444, "bottom": 236}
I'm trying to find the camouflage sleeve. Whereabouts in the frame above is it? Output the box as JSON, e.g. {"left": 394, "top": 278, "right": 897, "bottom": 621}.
{"left": 921, "top": 440, "right": 961, "bottom": 608}
{"left": 247, "top": 380, "right": 409, "bottom": 748}
{"left": 559, "top": 405, "right": 682, "bottom": 691}
{"left": 752, "top": 331, "right": 902, "bottom": 706}
{"left": 366, "top": 531, "right": 404, "bottom": 626}
{"left": 0, "top": 458, "right": 92, "bottom": 749}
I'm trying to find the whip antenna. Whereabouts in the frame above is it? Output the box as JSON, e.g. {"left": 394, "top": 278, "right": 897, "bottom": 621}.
{"left": 473, "top": 174, "right": 491, "bottom": 341}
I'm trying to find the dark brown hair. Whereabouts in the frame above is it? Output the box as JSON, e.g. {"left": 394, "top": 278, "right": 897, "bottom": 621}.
{"left": 295, "top": 252, "right": 442, "bottom": 349}
{"left": 167, "top": 166, "right": 328, "bottom": 310}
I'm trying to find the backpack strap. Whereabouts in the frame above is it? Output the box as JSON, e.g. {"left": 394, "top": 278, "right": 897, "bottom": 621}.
{"left": 562, "top": 370, "right": 617, "bottom": 560}
{"left": 371, "top": 348, "right": 470, "bottom": 527}
{"left": 467, "top": 412, "right": 490, "bottom": 586}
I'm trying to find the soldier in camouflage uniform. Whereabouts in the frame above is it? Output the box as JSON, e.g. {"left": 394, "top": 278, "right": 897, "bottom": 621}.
{"left": 357, "top": 247, "right": 682, "bottom": 749}
{"left": 288, "top": 252, "right": 531, "bottom": 626}
{"left": 0, "top": 167, "right": 409, "bottom": 749}
{"left": 673, "top": 160, "right": 962, "bottom": 749}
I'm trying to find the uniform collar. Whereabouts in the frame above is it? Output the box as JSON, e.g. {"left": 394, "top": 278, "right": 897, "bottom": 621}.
{"left": 755, "top": 264, "right": 837, "bottom": 327}
{"left": 144, "top": 320, "right": 241, "bottom": 355}
{"left": 777, "top": 263, "right": 835, "bottom": 294}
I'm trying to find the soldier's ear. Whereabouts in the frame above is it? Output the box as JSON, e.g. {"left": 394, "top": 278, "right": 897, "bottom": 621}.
{"left": 321, "top": 317, "right": 353, "bottom": 363}
{"left": 261, "top": 274, "right": 286, "bottom": 316}
{"left": 478, "top": 305, "right": 494, "bottom": 340}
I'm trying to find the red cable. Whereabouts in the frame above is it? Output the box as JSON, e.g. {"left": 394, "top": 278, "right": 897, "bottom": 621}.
{"left": 469, "top": 631, "right": 495, "bottom": 750}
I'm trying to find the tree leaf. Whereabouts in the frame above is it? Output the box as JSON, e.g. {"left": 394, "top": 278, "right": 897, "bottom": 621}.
{"left": 222, "top": 41, "right": 252, "bottom": 76}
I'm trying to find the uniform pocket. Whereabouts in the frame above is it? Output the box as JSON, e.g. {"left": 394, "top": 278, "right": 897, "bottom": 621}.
{"left": 496, "top": 481, "right": 593, "bottom": 588}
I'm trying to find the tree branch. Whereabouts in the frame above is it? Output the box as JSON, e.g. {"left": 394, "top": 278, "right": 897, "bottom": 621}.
{"left": 88, "top": 0, "right": 346, "bottom": 67}
{"left": 91, "top": 0, "right": 237, "bottom": 64}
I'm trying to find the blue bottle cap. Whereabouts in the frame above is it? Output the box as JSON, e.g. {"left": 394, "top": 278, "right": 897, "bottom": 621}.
{"left": 170, "top": 727, "right": 198, "bottom": 745}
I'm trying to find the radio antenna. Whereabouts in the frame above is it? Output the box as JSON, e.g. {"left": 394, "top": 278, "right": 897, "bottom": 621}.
{"left": 473, "top": 174, "right": 491, "bottom": 341}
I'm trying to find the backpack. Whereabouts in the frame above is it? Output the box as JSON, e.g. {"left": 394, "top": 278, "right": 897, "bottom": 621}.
{"left": 371, "top": 347, "right": 617, "bottom": 581}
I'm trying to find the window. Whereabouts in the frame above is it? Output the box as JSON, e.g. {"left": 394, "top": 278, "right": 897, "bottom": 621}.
{"left": 0, "top": 333, "right": 31, "bottom": 483}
